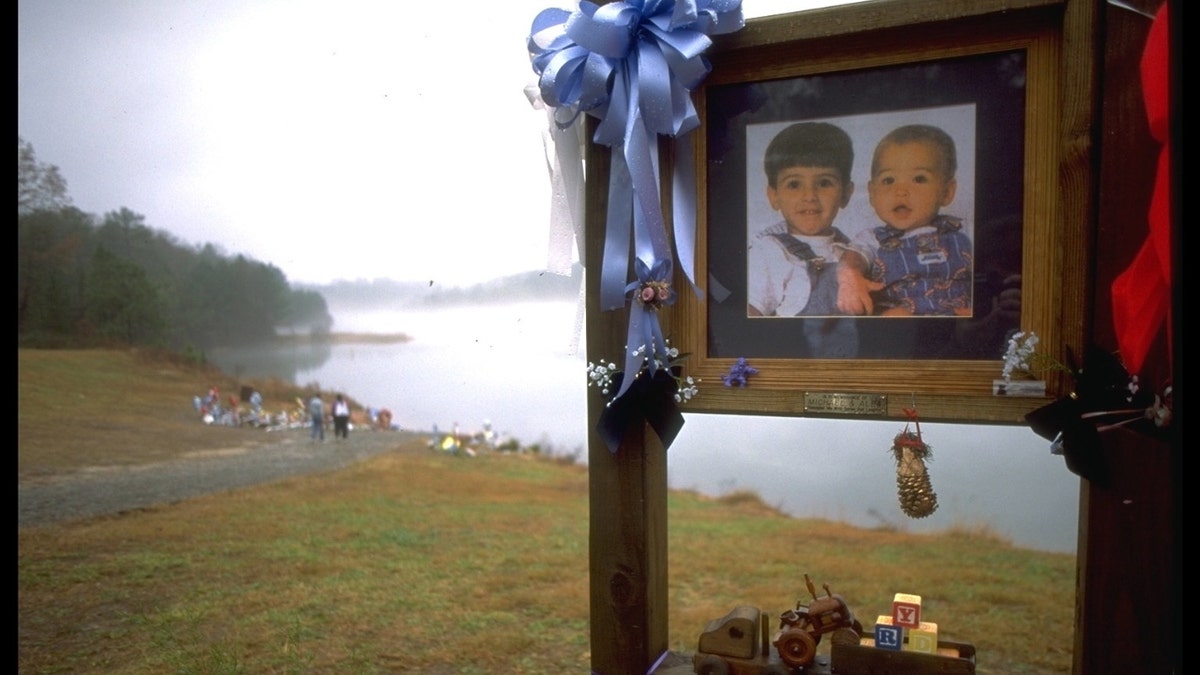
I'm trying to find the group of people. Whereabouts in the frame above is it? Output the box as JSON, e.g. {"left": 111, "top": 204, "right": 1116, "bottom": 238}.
{"left": 307, "top": 392, "right": 352, "bottom": 442}
{"left": 194, "top": 386, "right": 380, "bottom": 440}
{"left": 747, "top": 121, "right": 973, "bottom": 321}
{"left": 195, "top": 385, "right": 269, "bottom": 427}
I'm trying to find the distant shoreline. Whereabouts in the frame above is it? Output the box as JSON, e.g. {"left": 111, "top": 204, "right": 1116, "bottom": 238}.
{"left": 272, "top": 332, "right": 412, "bottom": 345}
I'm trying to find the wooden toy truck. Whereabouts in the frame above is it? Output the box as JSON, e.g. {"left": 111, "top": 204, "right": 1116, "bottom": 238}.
{"left": 692, "top": 605, "right": 795, "bottom": 675}
{"left": 830, "top": 636, "right": 976, "bottom": 674}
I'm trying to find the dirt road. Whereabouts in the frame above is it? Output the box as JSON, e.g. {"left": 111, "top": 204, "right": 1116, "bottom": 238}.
{"left": 18, "top": 429, "right": 428, "bottom": 528}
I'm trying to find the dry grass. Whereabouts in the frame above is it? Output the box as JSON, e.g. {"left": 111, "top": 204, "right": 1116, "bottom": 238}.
{"left": 18, "top": 349, "right": 1076, "bottom": 674}
{"left": 19, "top": 448, "right": 593, "bottom": 673}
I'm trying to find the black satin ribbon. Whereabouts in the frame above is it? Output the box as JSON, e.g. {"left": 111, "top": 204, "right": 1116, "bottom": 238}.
{"left": 1024, "top": 346, "right": 1156, "bottom": 487}
{"left": 597, "top": 369, "right": 685, "bottom": 454}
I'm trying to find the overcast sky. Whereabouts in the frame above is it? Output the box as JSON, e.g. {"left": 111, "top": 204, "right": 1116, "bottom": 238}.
{"left": 18, "top": 0, "right": 847, "bottom": 287}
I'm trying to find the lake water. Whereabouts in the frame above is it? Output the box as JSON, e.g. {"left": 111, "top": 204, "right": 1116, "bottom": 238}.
{"left": 208, "top": 299, "right": 1079, "bottom": 554}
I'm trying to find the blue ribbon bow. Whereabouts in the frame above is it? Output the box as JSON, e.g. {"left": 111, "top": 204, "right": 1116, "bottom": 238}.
{"left": 528, "top": 0, "right": 743, "bottom": 413}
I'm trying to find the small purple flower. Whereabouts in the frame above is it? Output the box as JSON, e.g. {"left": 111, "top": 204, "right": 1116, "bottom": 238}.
{"left": 722, "top": 357, "right": 758, "bottom": 387}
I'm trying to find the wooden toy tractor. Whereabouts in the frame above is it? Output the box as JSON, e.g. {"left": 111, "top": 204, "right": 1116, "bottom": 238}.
{"left": 692, "top": 575, "right": 862, "bottom": 674}
{"left": 773, "top": 574, "right": 863, "bottom": 669}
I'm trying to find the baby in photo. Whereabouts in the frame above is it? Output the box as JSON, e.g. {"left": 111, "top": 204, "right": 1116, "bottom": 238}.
{"left": 843, "top": 124, "right": 973, "bottom": 316}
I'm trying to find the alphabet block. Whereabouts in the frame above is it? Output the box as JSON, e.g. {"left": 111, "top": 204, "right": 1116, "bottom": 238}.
{"left": 873, "top": 615, "right": 903, "bottom": 651}
{"left": 892, "top": 593, "right": 922, "bottom": 628}
{"left": 903, "top": 621, "right": 939, "bottom": 654}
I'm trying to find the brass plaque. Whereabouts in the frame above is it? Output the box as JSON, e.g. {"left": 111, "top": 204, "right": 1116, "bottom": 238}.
{"left": 804, "top": 392, "right": 887, "bottom": 416}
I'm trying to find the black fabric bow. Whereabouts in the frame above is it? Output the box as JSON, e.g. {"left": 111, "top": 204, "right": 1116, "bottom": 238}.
{"left": 597, "top": 368, "right": 685, "bottom": 454}
{"left": 1024, "top": 346, "right": 1154, "bottom": 487}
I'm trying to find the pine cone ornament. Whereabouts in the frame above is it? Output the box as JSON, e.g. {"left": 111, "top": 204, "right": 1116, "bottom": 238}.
{"left": 891, "top": 407, "right": 938, "bottom": 519}
{"left": 892, "top": 432, "right": 938, "bottom": 519}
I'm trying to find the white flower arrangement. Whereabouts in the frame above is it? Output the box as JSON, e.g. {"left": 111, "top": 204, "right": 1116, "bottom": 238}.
{"left": 1001, "top": 330, "right": 1075, "bottom": 383}
{"left": 586, "top": 359, "right": 620, "bottom": 398}
{"left": 996, "top": 330, "right": 1076, "bottom": 397}
{"left": 587, "top": 339, "right": 699, "bottom": 406}
{"left": 1001, "top": 330, "right": 1041, "bottom": 383}
{"left": 675, "top": 370, "right": 700, "bottom": 405}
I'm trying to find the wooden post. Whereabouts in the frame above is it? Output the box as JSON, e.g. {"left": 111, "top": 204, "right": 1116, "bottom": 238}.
{"left": 1074, "top": 1, "right": 1180, "bottom": 671}
{"left": 587, "top": 422, "right": 670, "bottom": 674}
{"left": 585, "top": 135, "right": 671, "bottom": 674}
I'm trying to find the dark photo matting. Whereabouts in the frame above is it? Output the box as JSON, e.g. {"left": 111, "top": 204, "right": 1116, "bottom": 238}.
{"left": 707, "top": 51, "right": 1023, "bottom": 361}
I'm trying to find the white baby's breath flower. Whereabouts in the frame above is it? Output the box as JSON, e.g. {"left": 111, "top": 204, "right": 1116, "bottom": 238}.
{"left": 587, "top": 338, "right": 700, "bottom": 405}
{"left": 1002, "top": 331, "right": 1041, "bottom": 383}
{"left": 587, "top": 360, "right": 621, "bottom": 396}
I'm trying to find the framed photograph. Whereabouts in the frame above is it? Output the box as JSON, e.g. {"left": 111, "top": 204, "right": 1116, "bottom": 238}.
{"left": 739, "top": 103, "right": 982, "bottom": 327}
{"left": 668, "top": 0, "right": 1092, "bottom": 423}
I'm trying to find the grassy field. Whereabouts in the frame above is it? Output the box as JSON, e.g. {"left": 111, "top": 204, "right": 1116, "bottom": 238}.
{"left": 18, "top": 349, "right": 1076, "bottom": 674}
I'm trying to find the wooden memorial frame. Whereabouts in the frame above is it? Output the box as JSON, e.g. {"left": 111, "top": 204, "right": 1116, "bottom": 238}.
{"left": 584, "top": 1, "right": 1104, "bottom": 673}
{"left": 666, "top": 0, "right": 1092, "bottom": 424}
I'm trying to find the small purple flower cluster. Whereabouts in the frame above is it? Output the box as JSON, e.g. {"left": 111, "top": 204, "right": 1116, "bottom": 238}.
{"left": 722, "top": 357, "right": 758, "bottom": 388}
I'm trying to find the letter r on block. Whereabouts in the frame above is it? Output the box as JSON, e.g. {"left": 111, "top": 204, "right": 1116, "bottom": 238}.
{"left": 874, "top": 623, "right": 903, "bottom": 651}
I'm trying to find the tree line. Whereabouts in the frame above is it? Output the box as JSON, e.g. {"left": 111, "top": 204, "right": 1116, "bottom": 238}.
{"left": 17, "top": 136, "right": 333, "bottom": 354}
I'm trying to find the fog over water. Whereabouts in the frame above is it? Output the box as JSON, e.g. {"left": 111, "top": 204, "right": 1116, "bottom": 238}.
{"left": 208, "top": 299, "right": 1079, "bottom": 554}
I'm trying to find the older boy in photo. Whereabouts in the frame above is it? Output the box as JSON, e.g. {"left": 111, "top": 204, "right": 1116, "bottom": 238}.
{"left": 747, "top": 121, "right": 868, "bottom": 318}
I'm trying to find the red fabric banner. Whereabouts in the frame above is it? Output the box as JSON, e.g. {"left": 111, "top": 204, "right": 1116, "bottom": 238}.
{"left": 1110, "top": 2, "right": 1171, "bottom": 377}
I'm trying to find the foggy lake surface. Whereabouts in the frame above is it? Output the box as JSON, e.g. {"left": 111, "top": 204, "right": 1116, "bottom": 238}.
{"left": 208, "top": 299, "right": 1079, "bottom": 554}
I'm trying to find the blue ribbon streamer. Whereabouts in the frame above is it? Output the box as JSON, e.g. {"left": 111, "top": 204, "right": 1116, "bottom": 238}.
{"left": 529, "top": 0, "right": 743, "bottom": 420}
{"left": 616, "top": 257, "right": 673, "bottom": 399}
{"left": 672, "top": 136, "right": 700, "bottom": 298}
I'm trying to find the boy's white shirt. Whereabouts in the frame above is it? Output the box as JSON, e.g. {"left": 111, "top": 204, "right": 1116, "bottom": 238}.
{"left": 747, "top": 222, "right": 866, "bottom": 316}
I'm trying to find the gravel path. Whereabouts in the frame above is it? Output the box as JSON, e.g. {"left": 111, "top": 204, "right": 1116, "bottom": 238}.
{"left": 18, "top": 429, "right": 427, "bottom": 528}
